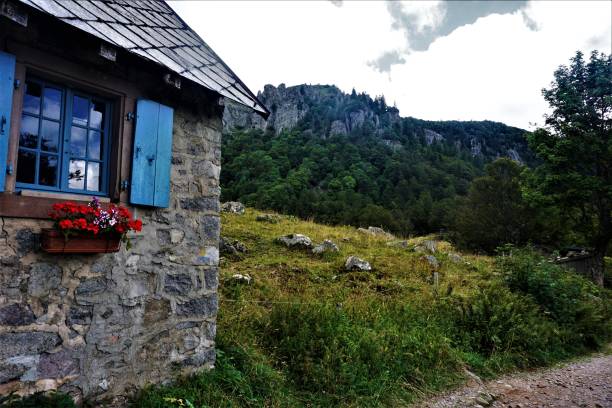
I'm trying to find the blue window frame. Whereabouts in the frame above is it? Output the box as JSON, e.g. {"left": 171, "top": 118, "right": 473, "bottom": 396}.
{"left": 16, "top": 78, "right": 112, "bottom": 195}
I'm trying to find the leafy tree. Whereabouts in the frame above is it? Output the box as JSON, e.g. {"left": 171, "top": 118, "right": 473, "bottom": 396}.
{"left": 455, "top": 158, "right": 536, "bottom": 252}
{"left": 527, "top": 50, "right": 611, "bottom": 285}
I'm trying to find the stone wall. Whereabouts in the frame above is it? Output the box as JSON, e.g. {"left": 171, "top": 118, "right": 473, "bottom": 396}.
{"left": 0, "top": 106, "right": 221, "bottom": 402}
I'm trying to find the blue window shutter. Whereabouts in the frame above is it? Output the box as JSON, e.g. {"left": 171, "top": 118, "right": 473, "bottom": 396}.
{"left": 130, "top": 99, "right": 173, "bottom": 207}
{"left": 153, "top": 104, "right": 173, "bottom": 207}
{"left": 0, "top": 52, "right": 16, "bottom": 193}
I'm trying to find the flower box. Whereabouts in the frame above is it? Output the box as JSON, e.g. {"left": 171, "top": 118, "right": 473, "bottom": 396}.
{"left": 41, "top": 197, "right": 142, "bottom": 254}
{"left": 41, "top": 229, "right": 121, "bottom": 253}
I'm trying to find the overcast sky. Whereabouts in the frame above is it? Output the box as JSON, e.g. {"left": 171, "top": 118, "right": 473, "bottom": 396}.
{"left": 168, "top": 1, "right": 611, "bottom": 129}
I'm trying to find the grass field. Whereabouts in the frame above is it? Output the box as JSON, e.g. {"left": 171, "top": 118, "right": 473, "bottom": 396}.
{"left": 129, "top": 208, "right": 610, "bottom": 407}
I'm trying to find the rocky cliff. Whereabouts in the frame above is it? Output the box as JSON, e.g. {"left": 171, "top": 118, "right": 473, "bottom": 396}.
{"left": 224, "top": 83, "right": 532, "bottom": 164}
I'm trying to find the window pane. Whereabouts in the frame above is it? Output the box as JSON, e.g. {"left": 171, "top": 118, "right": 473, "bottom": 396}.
{"left": 68, "top": 159, "right": 86, "bottom": 190}
{"left": 16, "top": 150, "right": 36, "bottom": 184}
{"left": 39, "top": 154, "right": 58, "bottom": 186}
{"left": 72, "top": 96, "right": 89, "bottom": 126}
{"left": 90, "top": 101, "right": 105, "bottom": 129}
{"left": 43, "top": 87, "right": 62, "bottom": 120}
{"left": 19, "top": 115, "right": 39, "bottom": 148}
{"left": 23, "top": 82, "right": 41, "bottom": 115}
{"left": 86, "top": 162, "right": 100, "bottom": 192}
{"left": 88, "top": 130, "right": 102, "bottom": 160}
{"left": 41, "top": 120, "right": 60, "bottom": 152}
{"left": 70, "top": 126, "right": 87, "bottom": 157}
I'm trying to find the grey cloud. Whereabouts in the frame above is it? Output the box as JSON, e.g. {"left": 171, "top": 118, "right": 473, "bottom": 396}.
{"left": 368, "top": 50, "right": 406, "bottom": 73}
{"left": 521, "top": 10, "right": 540, "bottom": 31}
{"left": 371, "top": 0, "right": 530, "bottom": 73}
{"left": 329, "top": 0, "right": 343, "bottom": 7}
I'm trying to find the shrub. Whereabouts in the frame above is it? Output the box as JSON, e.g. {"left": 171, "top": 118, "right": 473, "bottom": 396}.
{"left": 440, "top": 284, "right": 564, "bottom": 373}
{"left": 497, "top": 247, "right": 611, "bottom": 350}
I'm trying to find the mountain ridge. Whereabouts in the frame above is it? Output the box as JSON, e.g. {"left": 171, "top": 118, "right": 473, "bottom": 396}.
{"left": 223, "top": 83, "right": 533, "bottom": 164}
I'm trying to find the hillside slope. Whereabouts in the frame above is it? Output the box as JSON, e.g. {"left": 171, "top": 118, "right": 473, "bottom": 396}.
{"left": 220, "top": 84, "right": 535, "bottom": 235}
{"left": 134, "top": 208, "right": 610, "bottom": 408}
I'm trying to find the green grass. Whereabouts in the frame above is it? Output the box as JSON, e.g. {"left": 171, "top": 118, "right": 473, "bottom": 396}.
{"left": 130, "top": 209, "right": 611, "bottom": 407}
{"left": 131, "top": 209, "right": 610, "bottom": 407}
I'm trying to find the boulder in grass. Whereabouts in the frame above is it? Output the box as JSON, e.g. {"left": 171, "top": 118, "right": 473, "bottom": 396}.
{"left": 277, "top": 234, "right": 312, "bottom": 249}
{"left": 357, "top": 226, "right": 395, "bottom": 240}
{"left": 220, "top": 236, "right": 247, "bottom": 256}
{"left": 423, "top": 255, "right": 440, "bottom": 270}
{"left": 312, "top": 239, "right": 339, "bottom": 254}
{"left": 256, "top": 214, "right": 280, "bottom": 223}
{"left": 221, "top": 201, "right": 245, "bottom": 214}
{"left": 345, "top": 256, "right": 372, "bottom": 271}
{"left": 231, "top": 274, "right": 252, "bottom": 284}
{"left": 423, "top": 240, "right": 437, "bottom": 253}
{"left": 448, "top": 253, "right": 463, "bottom": 263}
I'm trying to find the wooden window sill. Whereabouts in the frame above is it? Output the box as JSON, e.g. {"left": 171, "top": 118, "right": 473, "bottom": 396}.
{"left": 0, "top": 192, "right": 111, "bottom": 219}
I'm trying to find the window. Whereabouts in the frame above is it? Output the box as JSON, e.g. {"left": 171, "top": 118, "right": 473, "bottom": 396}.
{"left": 16, "top": 78, "right": 112, "bottom": 195}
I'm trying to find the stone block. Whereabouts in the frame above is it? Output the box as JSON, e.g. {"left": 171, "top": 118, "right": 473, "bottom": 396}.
{"left": 199, "top": 216, "right": 220, "bottom": 243}
{"left": 0, "top": 303, "right": 36, "bottom": 326}
{"left": 180, "top": 197, "right": 219, "bottom": 212}
{"left": 16, "top": 229, "right": 39, "bottom": 255}
{"left": 164, "top": 274, "right": 193, "bottom": 295}
{"left": 182, "top": 348, "right": 215, "bottom": 367}
{"left": 75, "top": 278, "right": 107, "bottom": 297}
{"left": 203, "top": 268, "right": 218, "bottom": 290}
{"left": 176, "top": 295, "right": 218, "bottom": 317}
{"left": 0, "top": 332, "right": 61, "bottom": 359}
{"left": 66, "top": 305, "right": 93, "bottom": 326}
{"left": 144, "top": 299, "right": 171, "bottom": 327}
{"left": 38, "top": 348, "right": 79, "bottom": 379}
{"left": 28, "top": 263, "right": 62, "bottom": 297}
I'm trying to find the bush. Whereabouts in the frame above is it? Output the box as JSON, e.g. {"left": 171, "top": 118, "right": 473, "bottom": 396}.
{"left": 440, "top": 284, "right": 565, "bottom": 374}
{"left": 497, "top": 248, "right": 611, "bottom": 350}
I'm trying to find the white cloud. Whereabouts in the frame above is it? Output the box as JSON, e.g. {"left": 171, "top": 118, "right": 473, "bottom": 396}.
{"left": 169, "top": 1, "right": 611, "bottom": 129}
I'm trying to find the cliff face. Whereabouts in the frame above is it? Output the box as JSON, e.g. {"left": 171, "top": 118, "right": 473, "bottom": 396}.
{"left": 224, "top": 83, "right": 531, "bottom": 164}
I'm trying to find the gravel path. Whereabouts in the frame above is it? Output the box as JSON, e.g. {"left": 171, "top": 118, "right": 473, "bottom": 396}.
{"left": 417, "top": 354, "right": 612, "bottom": 408}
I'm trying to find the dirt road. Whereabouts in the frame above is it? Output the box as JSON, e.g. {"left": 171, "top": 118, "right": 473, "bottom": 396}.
{"left": 418, "top": 354, "right": 611, "bottom": 408}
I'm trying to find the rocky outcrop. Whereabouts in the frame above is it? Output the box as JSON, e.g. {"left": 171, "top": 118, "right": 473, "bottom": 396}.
{"left": 424, "top": 129, "right": 444, "bottom": 145}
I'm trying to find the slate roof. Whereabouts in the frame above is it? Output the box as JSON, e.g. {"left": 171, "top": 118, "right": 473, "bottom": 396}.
{"left": 17, "top": 0, "right": 269, "bottom": 117}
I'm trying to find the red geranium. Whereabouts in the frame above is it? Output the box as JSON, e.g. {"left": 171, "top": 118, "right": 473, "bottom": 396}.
{"left": 50, "top": 197, "right": 143, "bottom": 249}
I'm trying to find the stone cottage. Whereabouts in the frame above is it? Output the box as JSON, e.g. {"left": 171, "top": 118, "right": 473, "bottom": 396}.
{"left": 0, "top": 0, "right": 268, "bottom": 402}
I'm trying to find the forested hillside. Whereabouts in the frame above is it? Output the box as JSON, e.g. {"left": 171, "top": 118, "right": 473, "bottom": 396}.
{"left": 221, "top": 84, "right": 533, "bottom": 235}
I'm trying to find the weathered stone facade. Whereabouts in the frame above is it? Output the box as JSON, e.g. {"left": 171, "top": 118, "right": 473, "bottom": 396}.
{"left": 0, "top": 107, "right": 221, "bottom": 402}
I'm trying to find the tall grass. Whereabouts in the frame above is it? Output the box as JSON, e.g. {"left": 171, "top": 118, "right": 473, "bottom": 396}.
{"left": 132, "top": 213, "right": 610, "bottom": 407}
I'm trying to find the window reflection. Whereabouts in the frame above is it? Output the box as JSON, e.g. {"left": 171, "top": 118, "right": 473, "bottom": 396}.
{"left": 70, "top": 127, "right": 87, "bottom": 157}
{"left": 88, "top": 130, "right": 101, "bottom": 160}
{"left": 41, "top": 120, "right": 59, "bottom": 152}
{"left": 23, "top": 82, "right": 41, "bottom": 115}
{"left": 72, "top": 96, "right": 89, "bottom": 126}
{"left": 68, "top": 159, "right": 85, "bottom": 190}
{"left": 43, "top": 88, "right": 62, "bottom": 120}
{"left": 16, "top": 151, "right": 36, "bottom": 184}
{"left": 39, "top": 154, "right": 58, "bottom": 186}
{"left": 87, "top": 162, "right": 100, "bottom": 192}
{"left": 19, "top": 115, "right": 39, "bottom": 149}
{"left": 90, "top": 101, "right": 105, "bottom": 129}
